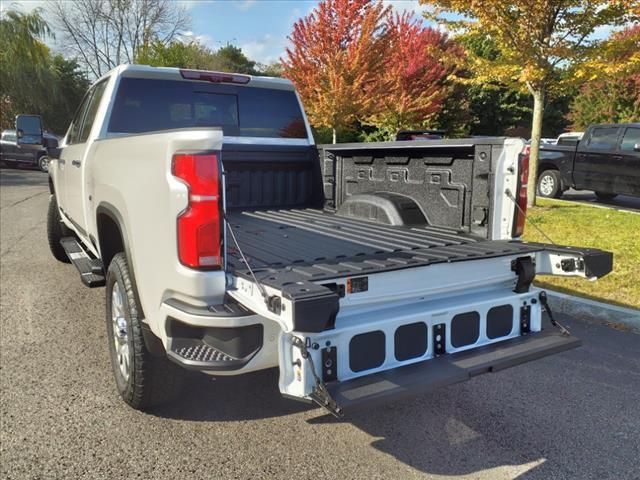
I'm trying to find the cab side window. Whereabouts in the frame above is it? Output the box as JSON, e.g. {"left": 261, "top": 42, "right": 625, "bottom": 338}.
{"left": 67, "top": 79, "right": 108, "bottom": 145}
{"left": 78, "top": 80, "right": 108, "bottom": 143}
{"left": 67, "top": 92, "right": 92, "bottom": 145}
{"left": 619, "top": 127, "right": 640, "bottom": 152}
{"left": 587, "top": 127, "right": 620, "bottom": 150}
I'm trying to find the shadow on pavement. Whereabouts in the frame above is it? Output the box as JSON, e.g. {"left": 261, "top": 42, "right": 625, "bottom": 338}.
{"left": 151, "top": 319, "right": 639, "bottom": 479}
{"left": 0, "top": 168, "right": 48, "bottom": 187}
{"left": 149, "top": 368, "right": 312, "bottom": 421}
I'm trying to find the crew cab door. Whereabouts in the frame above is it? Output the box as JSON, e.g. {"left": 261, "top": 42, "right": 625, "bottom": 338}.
{"left": 60, "top": 79, "right": 108, "bottom": 235}
{"left": 574, "top": 126, "right": 622, "bottom": 192}
{"left": 616, "top": 126, "right": 640, "bottom": 196}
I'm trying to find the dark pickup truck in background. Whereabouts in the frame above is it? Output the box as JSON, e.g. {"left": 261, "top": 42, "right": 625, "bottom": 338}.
{"left": 0, "top": 129, "right": 58, "bottom": 172}
{"left": 537, "top": 123, "right": 640, "bottom": 199}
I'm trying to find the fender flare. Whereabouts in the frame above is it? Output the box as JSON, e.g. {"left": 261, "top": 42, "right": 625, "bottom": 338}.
{"left": 95, "top": 202, "right": 164, "bottom": 355}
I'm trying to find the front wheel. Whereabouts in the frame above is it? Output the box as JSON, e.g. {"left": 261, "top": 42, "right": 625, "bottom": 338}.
{"left": 106, "top": 253, "right": 184, "bottom": 410}
{"left": 38, "top": 155, "right": 49, "bottom": 172}
{"left": 537, "top": 170, "right": 562, "bottom": 198}
{"left": 595, "top": 191, "right": 617, "bottom": 201}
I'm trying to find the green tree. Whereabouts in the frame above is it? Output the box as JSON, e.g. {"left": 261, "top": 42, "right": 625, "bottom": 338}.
{"left": 214, "top": 44, "right": 257, "bottom": 74}
{"left": 420, "top": 0, "right": 635, "bottom": 206}
{"left": 459, "top": 32, "right": 572, "bottom": 137}
{"left": 0, "top": 9, "right": 89, "bottom": 134}
{"left": 136, "top": 41, "right": 261, "bottom": 74}
{"left": 569, "top": 25, "right": 640, "bottom": 127}
{"left": 0, "top": 8, "right": 53, "bottom": 128}
{"left": 45, "top": 55, "right": 91, "bottom": 134}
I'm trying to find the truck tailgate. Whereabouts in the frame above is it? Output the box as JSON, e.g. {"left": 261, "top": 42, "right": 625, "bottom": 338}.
{"left": 225, "top": 209, "right": 610, "bottom": 333}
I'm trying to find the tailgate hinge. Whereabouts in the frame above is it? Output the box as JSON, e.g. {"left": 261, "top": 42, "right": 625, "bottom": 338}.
{"left": 292, "top": 336, "right": 343, "bottom": 418}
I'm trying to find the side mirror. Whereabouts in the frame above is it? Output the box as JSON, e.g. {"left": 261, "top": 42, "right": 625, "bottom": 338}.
{"left": 43, "top": 136, "right": 62, "bottom": 159}
{"left": 15, "top": 114, "right": 43, "bottom": 150}
{"left": 634, "top": 143, "right": 640, "bottom": 152}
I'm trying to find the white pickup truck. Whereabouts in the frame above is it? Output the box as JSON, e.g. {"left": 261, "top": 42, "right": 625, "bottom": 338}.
{"left": 18, "top": 65, "right": 612, "bottom": 416}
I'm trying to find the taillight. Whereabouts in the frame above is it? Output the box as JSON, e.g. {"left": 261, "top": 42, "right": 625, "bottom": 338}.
{"left": 180, "top": 69, "right": 250, "bottom": 84}
{"left": 512, "top": 145, "right": 530, "bottom": 237}
{"left": 172, "top": 152, "right": 223, "bottom": 269}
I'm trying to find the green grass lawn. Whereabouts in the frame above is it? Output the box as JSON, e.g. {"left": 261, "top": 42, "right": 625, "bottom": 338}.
{"left": 522, "top": 198, "right": 640, "bottom": 309}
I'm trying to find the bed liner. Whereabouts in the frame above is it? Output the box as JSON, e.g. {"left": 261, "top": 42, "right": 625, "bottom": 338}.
{"left": 226, "top": 209, "right": 543, "bottom": 290}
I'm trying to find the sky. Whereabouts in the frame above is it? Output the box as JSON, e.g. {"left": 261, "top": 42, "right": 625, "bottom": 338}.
{"left": 5, "top": 0, "right": 616, "bottom": 65}
{"left": 3, "top": 0, "right": 434, "bottom": 64}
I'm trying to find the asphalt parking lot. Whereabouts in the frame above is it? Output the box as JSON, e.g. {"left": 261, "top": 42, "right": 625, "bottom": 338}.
{"left": 1, "top": 169, "right": 639, "bottom": 480}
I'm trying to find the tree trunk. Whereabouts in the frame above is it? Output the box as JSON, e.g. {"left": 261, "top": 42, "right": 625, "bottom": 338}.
{"left": 527, "top": 88, "right": 545, "bottom": 207}
{"left": 332, "top": 127, "right": 337, "bottom": 144}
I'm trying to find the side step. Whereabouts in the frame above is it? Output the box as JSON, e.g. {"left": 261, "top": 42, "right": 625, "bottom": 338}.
{"left": 325, "top": 329, "right": 581, "bottom": 414}
{"left": 60, "top": 237, "right": 105, "bottom": 287}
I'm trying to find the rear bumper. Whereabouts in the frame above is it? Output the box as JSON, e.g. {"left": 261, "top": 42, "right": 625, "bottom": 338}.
{"left": 325, "top": 328, "right": 580, "bottom": 413}
{"left": 160, "top": 297, "right": 280, "bottom": 374}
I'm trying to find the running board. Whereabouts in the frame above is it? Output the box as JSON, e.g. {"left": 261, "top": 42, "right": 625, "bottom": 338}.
{"left": 60, "top": 237, "right": 105, "bottom": 287}
{"left": 324, "top": 329, "right": 580, "bottom": 414}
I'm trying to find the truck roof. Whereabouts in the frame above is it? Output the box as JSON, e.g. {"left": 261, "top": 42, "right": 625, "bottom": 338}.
{"left": 101, "top": 64, "right": 296, "bottom": 91}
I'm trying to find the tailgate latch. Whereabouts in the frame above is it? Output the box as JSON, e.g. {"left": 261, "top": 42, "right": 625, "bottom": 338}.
{"left": 291, "top": 336, "right": 343, "bottom": 418}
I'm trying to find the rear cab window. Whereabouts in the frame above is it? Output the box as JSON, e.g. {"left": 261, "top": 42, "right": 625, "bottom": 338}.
{"left": 107, "top": 77, "right": 307, "bottom": 139}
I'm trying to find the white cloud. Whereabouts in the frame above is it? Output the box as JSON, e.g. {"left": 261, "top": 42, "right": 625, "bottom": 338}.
{"left": 232, "top": 0, "right": 256, "bottom": 11}
{"left": 381, "top": 0, "right": 425, "bottom": 17}
{"left": 240, "top": 33, "right": 283, "bottom": 64}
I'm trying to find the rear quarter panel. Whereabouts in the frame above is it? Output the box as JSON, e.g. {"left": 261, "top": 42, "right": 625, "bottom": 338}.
{"left": 539, "top": 144, "right": 576, "bottom": 188}
{"left": 88, "top": 128, "right": 226, "bottom": 339}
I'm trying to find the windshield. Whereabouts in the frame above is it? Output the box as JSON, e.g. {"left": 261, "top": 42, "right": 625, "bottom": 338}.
{"left": 108, "top": 77, "right": 307, "bottom": 139}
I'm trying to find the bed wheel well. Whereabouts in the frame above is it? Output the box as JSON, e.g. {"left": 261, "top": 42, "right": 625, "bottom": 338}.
{"left": 96, "top": 212, "right": 124, "bottom": 270}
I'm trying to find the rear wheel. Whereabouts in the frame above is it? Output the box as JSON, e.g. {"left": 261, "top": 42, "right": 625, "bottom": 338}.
{"left": 38, "top": 155, "right": 49, "bottom": 172}
{"left": 46, "top": 195, "right": 71, "bottom": 263}
{"left": 537, "top": 170, "right": 562, "bottom": 198}
{"left": 106, "top": 253, "right": 184, "bottom": 410}
{"left": 595, "top": 191, "right": 617, "bottom": 201}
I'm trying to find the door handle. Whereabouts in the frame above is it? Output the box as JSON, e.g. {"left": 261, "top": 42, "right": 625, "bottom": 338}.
{"left": 59, "top": 159, "right": 65, "bottom": 166}
{"left": 72, "top": 159, "right": 81, "bottom": 167}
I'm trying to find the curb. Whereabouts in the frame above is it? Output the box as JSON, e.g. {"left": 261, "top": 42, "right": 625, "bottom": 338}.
{"left": 546, "top": 291, "right": 640, "bottom": 333}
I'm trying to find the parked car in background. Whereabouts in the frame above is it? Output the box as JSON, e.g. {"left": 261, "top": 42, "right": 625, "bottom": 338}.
{"left": 539, "top": 138, "right": 557, "bottom": 145}
{"left": 0, "top": 129, "right": 58, "bottom": 172}
{"left": 555, "top": 131, "right": 584, "bottom": 146}
{"left": 537, "top": 123, "right": 640, "bottom": 199}
{"left": 395, "top": 129, "right": 445, "bottom": 140}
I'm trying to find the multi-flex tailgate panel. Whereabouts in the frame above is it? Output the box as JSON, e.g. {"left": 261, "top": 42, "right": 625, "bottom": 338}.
{"left": 327, "top": 329, "right": 581, "bottom": 413}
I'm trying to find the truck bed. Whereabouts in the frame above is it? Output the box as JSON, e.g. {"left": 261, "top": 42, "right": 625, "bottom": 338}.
{"left": 226, "top": 209, "right": 541, "bottom": 287}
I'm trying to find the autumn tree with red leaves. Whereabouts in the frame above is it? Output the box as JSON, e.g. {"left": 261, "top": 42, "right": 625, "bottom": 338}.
{"left": 367, "top": 13, "right": 463, "bottom": 137}
{"left": 282, "top": 0, "right": 390, "bottom": 143}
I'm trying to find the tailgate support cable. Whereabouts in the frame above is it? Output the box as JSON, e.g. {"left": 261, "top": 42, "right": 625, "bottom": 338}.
{"left": 538, "top": 291, "right": 571, "bottom": 335}
{"left": 505, "top": 189, "right": 555, "bottom": 244}
{"left": 225, "top": 215, "right": 279, "bottom": 311}
{"left": 291, "top": 336, "right": 343, "bottom": 418}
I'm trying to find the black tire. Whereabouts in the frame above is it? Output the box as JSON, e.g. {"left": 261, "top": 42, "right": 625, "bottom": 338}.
{"left": 536, "top": 170, "right": 562, "bottom": 198}
{"left": 595, "top": 191, "right": 617, "bottom": 200}
{"left": 47, "top": 195, "right": 72, "bottom": 263}
{"left": 38, "top": 155, "right": 49, "bottom": 172}
{"left": 106, "top": 253, "right": 184, "bottom": 410}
